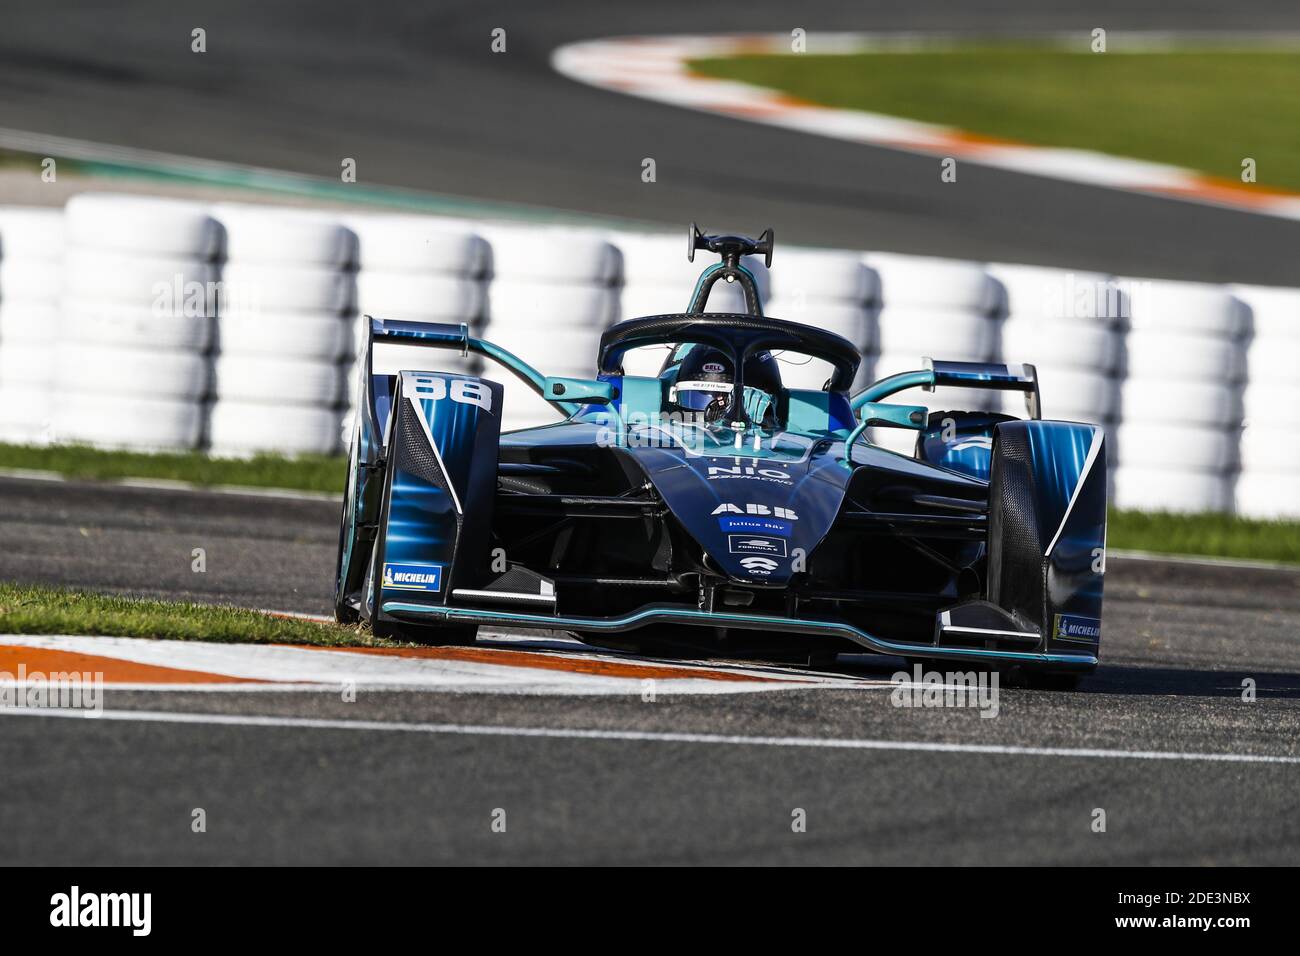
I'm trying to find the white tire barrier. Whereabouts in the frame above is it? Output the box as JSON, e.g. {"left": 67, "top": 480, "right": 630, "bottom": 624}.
{"left": 487, "top": 279, "right": 618, "bottom": 329}
{"left": 349, "top": 215, "right": 489, "bottom": 275}
{"left": 1127, "top": 279, "right": 1249, "bottom": 337}
{"left": 1124, "top": 329, "right": 1246, "bottom": 382}
{"left": 769, "top": 249, "right": 877, "bottom": 303}
{"left": 0, "top": 385, "right": 53, "bottom": 444}
{"left": 1242, "top": 384, "right": 1300, "bottom": 425}
{"left": 0, "top": 341, "right": 55, "bottom": 387}
{"left": 220, "top": 261, "right": 355, "bottom": 314}
{"left": 355, "top": 270, "right": 483, "bottom": 322}
{"left": 0, "top": 207, "right": 64, "bottom": 260}
{"left": 989, "top": 264, "right": 1123, "bottom": 325}
{"left": 62, "top": 301, "right": 214, "bottom": 352}
{"left": 1232, "top": 284, "right": 1300, "bottom": 340}
{"left": 1120, "top": 379, "right": 1244, "bottom": 428}
{"left": 65, "top": 194, "right": 222, "bottom": 259}
{"left": 877, "top": 308, "right": 995, "bottom": 361}
{"left": 484, "top": 225, "right": 622, "bottom": 284}
{"left": 208, "top": 400, "right": 342, "bottom": 457}
{"left": 619, "top": 284, "right": 691, "bottom": 320}
{"left": 1115, "top": 422, "right": 1239, "bottom": 472}
{"left": 485, "top": 325, "right": 600, "bottom": 378}
{"left": 765, "top": 298, "right": 875, "bottom": 352}
{"left": 868, "top": 253, "right": 1000, "bottom": 314}
{"left": 0, "top": 303, "right": 59, "bottom": 344}
{"left": 0, "top": 258, "right": 61, "bottom": 303}
{"left": 1244, "top": 336, "right": 1300, "bottom": 382}
{"left": 213, "top": 355, "right": 344, "bottom": 406}
{"left": 1112, "top": 467, "right": 1233, "bottom": 513}
{"left": 219, "top": 310, "right": 351, "bottom": 362}
{"left": 213, "top": 204, "right": 358, "bottom": 269}
{"left": 1034, "top": 366, "right": 1119, "bottom": 422}
{"left": 1000, "top": 318, "right": 1120, "bottom": 373}
{"left": 52, "top": 394, "right": 204, "bottom": 450}
{"left": 56, "top": 344, "right": 210, "bottom": 401}
{"left": 1235, "top": 472, "right": 1300, "bottom": 519}
{"left": 1240, "top": 424, "right": 1300, "bottom": 472}
{"left": 63, "top": 250, "right": 218, "bottom": 308}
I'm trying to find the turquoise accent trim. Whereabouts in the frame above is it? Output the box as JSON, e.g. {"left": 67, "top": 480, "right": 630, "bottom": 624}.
{"left": 686, "top": 261, "right": 765, "bottom": 313}
{"left": 382, "top": 601, "right": 1097, "bottom": 669}
{"left": 786, "top": 389, "right": 846, "bottom": 436}
{"left": 544, "top": 376, "right": 615, "bottom": 404}
{"left": 843, "top": 418, "right": 872, "bottom": 468}
{"left": 851, "top": 369, "right": 935, "bottom": 410}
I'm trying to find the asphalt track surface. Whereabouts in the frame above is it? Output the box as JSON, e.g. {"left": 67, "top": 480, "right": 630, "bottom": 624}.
{"left": 3, "top": 1, "right": 1300, "bottom": 283}
{"left": 2, "top": 475, "right": 1299, "bottom": 865}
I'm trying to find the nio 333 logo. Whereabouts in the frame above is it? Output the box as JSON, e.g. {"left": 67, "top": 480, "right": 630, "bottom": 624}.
{"left": 707, "top": 465, "right": 792, "bottom": 484}
{"left": 411, "top": 376, "right": 492, "bottom": 412}
{"left": 711, "top": 503, "right": 799, "bottom": 520}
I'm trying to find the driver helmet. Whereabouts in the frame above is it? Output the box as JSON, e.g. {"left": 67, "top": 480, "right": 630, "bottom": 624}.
{"left": 669, "top": 347, "right": 783, "bottom": 425}
{"left": 670, "top": 347, "right": 734, "bottom": 423}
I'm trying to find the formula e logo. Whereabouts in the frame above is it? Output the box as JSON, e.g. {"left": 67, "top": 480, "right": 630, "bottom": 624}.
{"left": 739, "top": 556, "right": 779, "bottom": 574}
{"left": 410, "top": 375, "right": 493, "bottom": 413}
{"left": 711, "top": 503, "right": 798, "bottom": 520}
{"left": 381, "top": 562, "right": 443, "bottom": 592}
{"left": 728, "top": 534, "right": 788, "bottom": 557}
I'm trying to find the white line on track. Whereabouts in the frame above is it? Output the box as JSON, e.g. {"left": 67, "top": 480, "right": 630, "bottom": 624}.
{"left": 6, "top": 707, "right": 1299, "bottom": 764}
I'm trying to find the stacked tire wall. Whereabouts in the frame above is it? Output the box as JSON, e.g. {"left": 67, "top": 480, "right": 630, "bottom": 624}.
{"left": 0, "top": 192, "right": 1296, "bottom": 518}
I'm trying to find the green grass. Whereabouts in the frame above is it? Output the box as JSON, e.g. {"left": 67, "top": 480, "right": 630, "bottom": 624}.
{"left": 689, "top": 45, "right": 1300, "bottom": 191}
{"left": 0, "top": 442, "right": 344, "bottom": 493}
{"left": 1108, "top": 510, "right": 1300, "bottom": 564}
{"left": 0, "top": 581, "right": 394, "bottom": 645}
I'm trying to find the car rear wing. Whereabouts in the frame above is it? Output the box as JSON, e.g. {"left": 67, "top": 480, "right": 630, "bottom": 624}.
{"left": 852, "top": 358, "right": 1041, "bottom": 419}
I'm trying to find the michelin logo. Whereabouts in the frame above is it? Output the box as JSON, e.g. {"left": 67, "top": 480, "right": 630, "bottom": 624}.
{"left": 1053, "top": 613, "right": 1101, "bottom": 643}
{"left": 382, "top": 562, "right": 443, "bottom": 592}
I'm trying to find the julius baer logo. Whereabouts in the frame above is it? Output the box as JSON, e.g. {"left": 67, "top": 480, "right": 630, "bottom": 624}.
{"left": 712, "top": 502, "right": 798, "bottom": 537}
{"left": 50, "top": 886, "right": 151, "bottom": 936}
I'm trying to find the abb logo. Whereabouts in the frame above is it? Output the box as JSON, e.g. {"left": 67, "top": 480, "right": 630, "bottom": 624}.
{"left": 710, "top": 502, "right": 799, "bottom": 520}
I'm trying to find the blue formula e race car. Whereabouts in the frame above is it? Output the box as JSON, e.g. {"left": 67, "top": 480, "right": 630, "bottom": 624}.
{"left": 335, "top": 227, "right": 1107, "bottom": 688}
